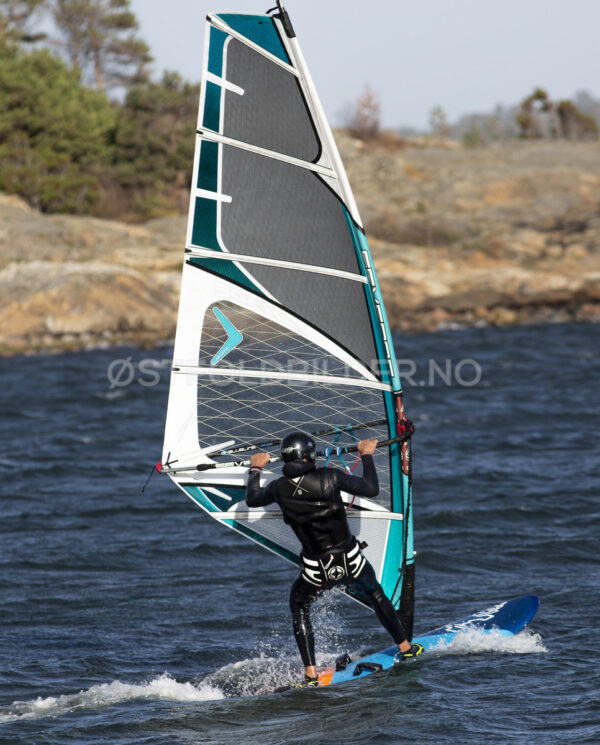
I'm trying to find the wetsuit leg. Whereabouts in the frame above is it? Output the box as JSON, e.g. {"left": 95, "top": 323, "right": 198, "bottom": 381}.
{"left": 289, "top": 575, "right": 322, "bottom": 668}
{"left": 350, "top": 560, "right": 407, "bottom": 645}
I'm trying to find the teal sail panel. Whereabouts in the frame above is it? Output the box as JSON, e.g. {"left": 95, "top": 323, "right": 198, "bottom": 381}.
{"left": 216, "top": 13, "right": 290, "bottom": 62}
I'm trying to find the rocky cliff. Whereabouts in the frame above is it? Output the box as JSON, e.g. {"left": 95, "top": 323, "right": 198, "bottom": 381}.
{"left": 340, "top": 136, "right": 600, "bottom": 331}
{"left": 1, "top": 139, "right": 598, "bottom": 355}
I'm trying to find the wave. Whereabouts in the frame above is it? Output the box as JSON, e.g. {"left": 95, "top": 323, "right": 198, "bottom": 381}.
{"left": 0, "top": 674, "right": 223, "bottom": 723}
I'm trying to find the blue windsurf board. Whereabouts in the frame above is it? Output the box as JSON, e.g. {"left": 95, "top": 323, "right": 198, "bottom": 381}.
{"left": 314, "top": 594, "right": 539, "bottom": 688}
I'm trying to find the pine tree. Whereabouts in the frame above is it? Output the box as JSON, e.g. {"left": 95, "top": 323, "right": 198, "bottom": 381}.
{"left": 517, "top": 88, "right": 554, "bottom": 138}
{"left": 53, "top": 0, "right": 152, "bottom": 92}
{"left": 112, "top": 70, "right": 199, "bottom": 217}
{"left": 429, "top": 105, "right": 450, "bottom": 138}
{"left": 0, "top": 42, "right": 116, "bottom": 212}
{"left": 347, "top": 84, "right": 381, "bottom": 141}
{"left": 0, "top": 0, "right": 47, "bottom": 43}
{"left": 556, "top": 99, "right": 598, "bottom": 140}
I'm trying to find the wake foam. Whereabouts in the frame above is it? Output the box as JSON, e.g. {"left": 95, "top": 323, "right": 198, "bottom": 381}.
{"left": 428, "top": 627, "right": 547, "bottom": 655}
{"left": 0, "top": 674, "right": 223, "bottom": 723}
{"left": 203, "top": 653, "right": 296, "bottom": 698}
{"left": 203, "top": 595, "right": 349, "bottom": 697}
{"left": 202, "top": 650, "right": 345, "bottom": 698}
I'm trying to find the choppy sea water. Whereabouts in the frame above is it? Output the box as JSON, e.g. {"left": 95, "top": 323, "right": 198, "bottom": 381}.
{"left": 0, "top": 321, "right": 598, "bottom": 745}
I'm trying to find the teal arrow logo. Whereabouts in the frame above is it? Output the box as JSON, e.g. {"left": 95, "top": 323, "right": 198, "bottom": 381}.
{"left": 210, "top": 307, "right": 243, "bottom": 365}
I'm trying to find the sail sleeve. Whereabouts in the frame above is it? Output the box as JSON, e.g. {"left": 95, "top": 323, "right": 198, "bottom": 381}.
{"left": 162, "top": 9, "right": 414, "bottom": 624}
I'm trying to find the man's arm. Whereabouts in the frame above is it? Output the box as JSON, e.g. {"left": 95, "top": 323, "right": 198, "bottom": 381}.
{"left": 245, "top": 452, "right": 277, "bottom": 507}
{"left": 335, "top": 439, "right": 379, "bottom": 498}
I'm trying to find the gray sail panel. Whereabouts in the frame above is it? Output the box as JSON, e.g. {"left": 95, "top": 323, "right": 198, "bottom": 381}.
{"left": 232, "top": 261, "right": 378, "bottom": 376}
{"left": 220, "top": 146, "right": 360, "bottom": 274}
{"left": 222, "top": 38, "right": 319, "bottom": 162}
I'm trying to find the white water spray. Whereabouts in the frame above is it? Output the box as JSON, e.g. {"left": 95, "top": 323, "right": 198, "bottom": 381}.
{"left": 0, "top": 673, "right": 223, "bottom": 723}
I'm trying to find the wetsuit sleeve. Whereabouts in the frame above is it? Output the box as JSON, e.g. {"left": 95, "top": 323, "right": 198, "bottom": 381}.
{"left": 246, "top": 470, "right": 278, "bottom": 507}
{"left": 335, "top": 454, "right": 379, "bottom": 498}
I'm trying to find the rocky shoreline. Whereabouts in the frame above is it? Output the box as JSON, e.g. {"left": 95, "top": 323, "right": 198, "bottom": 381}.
{"left": 1, "top": 139, "right": 598, "bottom": 356}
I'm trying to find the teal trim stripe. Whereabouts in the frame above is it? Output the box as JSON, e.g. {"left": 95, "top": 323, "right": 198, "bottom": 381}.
{"left": 343, "top": 203, "right": 405, "bottom": 504}
{"left": 202, "top": 81, "right": 221, "bottom": 131}
{"left": 208, "top": 26, "right": 228, "bottom": 76}
{"left": 216, "top": 14, "right": 289, "bottom": 63}
{"left": 343, "top": 205, "right": 413, "bottom": 608}
{"left": 188, "top": 256, "right": 263, "bottom": 296}
{"left": 183, "top": 489, "right": 300, "bottom": 566}
{"left": 205, "top": 486, "right": 246, "bottom": 505}
{"left": 380, "top": 520, "right": 405, "bottom": 608}
{"left": 202, "top": 489, "right": 239, "bottom": 512}
{"left": 191, "top": 198, "right": 220, "bottom": 250}
{"left": 182, "top": 486, "right": 218, "bottom": 513}
{"left": 342, "top": 207, "right": 401, "bottom": 391}
{"left": 381, "top": 387, "right": 407, "bottom": 608}
{"left": 197, "top": 141, "right": 218, "bottom": 191}
{"left": 223, "top": 519, "right": 300, "bottom": 565}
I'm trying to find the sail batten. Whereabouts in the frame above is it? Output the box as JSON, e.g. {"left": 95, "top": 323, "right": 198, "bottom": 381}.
{"left": 162, "top": 7, "right": 415, "bottom": 620}
{"left": 195, "top": 129, "right": 334, "bottom": 175}
{"left": 185, "top": 247, "right": 368, "bottom": 283}
{"left": 174, "top": 367, "right": 388, "bottom": 389}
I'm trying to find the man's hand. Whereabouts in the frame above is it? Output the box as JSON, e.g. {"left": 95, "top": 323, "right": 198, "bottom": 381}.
{"left": 357, "top": 439, "right": 378, "bottom": 456}
{"left": 250, "top": 452, "right": 270, "bottom": 468}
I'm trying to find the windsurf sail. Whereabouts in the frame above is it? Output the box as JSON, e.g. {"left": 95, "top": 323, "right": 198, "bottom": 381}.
{"left": 161, "top": 2, "right": 415, "bottom": 635}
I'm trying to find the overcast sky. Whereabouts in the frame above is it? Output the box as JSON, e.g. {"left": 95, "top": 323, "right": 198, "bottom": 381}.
{"left": 129, "top": 0, "right": 600, "bottom": 130}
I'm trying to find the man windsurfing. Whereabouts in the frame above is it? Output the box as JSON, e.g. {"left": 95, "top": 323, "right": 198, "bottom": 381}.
{"left": 246, "top": 430, "right": 423, "bottom": 687}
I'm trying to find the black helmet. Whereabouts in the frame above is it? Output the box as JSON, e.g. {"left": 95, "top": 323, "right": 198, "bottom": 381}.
{"left": 280, "top": 432, "right": 316, "bottom": 463}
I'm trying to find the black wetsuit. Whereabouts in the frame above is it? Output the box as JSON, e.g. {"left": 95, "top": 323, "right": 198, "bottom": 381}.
{"left": 246, "top": 457, "right": 408, "bottom": 668}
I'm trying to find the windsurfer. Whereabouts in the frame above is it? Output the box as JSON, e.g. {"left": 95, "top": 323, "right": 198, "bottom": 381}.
{"left": 246, "top": 431, "right": 423, "bottom": 687}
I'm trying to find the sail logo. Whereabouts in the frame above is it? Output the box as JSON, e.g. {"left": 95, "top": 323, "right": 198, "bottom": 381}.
{"left": 211, "top": 307, "right": 243, "bottom": 365}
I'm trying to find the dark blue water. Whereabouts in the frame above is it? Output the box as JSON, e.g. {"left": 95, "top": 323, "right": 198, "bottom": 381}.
{"left": 1, "top": 322, "right": 598, "bottom": 744}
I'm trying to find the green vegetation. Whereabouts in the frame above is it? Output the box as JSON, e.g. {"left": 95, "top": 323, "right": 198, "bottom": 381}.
{"left": 516, "top": 87, "right": 598, "bottom": 141}
{"left": 1, "top": 2, "right": 600, "bottom": 219}
{"left": 0, "top": 41, "right": 115, "bottom": 212}
{"left": 0, "top": 0, "right": 198, "bottom": 219}
{"left": 111, "top": 72, "right": 199, "bottom": 219}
